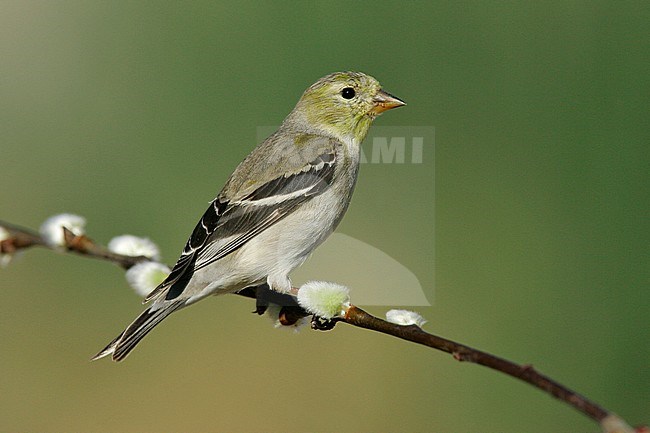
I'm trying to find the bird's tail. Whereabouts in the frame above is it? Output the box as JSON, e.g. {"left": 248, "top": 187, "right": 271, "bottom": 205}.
{"left": 92, "top": 300, "right": 184, "bottom": 362}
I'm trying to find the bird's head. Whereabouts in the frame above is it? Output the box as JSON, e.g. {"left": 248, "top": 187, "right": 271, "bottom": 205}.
{"left": 289, "top": 71, "right": 405, "bottom": 144}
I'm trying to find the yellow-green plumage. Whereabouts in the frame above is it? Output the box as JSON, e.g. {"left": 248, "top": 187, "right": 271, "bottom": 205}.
{"left": 296, "top": 71, "right": 383, "bottom": 144}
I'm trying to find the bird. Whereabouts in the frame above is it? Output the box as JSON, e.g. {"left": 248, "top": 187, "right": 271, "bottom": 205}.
{"left": 93, "top": 71, "right": 405, "bottom": 361}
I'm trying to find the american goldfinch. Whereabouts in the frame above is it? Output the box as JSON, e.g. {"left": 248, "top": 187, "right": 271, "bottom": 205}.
{"left": 94, "top": 71, "right": 405, "bottom": 361}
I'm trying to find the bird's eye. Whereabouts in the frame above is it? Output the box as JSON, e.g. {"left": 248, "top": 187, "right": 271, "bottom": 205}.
{"left": 341, "top": 87, "right": 356, "bottom": 99}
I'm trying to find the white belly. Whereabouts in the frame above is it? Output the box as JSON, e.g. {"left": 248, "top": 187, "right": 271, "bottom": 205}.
{"left": 241, "top": 187, "right": 346, "bottom": 289}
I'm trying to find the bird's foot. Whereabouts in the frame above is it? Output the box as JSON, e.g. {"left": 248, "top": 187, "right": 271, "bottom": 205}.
{"left": 311, "top": 315, "right": 338, "bottom": 331}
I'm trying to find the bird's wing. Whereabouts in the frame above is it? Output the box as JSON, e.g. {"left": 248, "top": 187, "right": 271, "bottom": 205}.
{"left": 145, "top": 146, "right": 337, "bottom": 303}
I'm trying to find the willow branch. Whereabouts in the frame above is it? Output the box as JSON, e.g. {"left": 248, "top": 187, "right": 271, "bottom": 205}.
{"left": 0, "top": 221, "right": 150, "bottom": 269}
{"left": 344, "top": 306, "right": 604, "bottom": 416}
{"left": 0, "top": 219, "right": 643, "bottom": 432}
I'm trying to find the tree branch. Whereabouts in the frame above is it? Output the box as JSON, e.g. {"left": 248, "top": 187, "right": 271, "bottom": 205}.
{"left": 0, "top": 219, "right": 643, "bottom": 432}
{"left": 343, "top": 306, "right": 605, "bottom": 418}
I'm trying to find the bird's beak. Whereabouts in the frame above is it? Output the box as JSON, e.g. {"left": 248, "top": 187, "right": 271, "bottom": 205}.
{"left": 371, "top": 89, "right": 406, "bottom": 114}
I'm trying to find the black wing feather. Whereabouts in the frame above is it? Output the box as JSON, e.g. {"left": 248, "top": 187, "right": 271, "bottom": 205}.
{"left": 144, "top": 199, "right": 227, "bottom": 302}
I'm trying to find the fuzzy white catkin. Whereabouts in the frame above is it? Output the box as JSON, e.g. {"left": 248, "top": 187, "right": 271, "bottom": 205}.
{"left": 600, "top": 415, "right": 636, "bottom": 433}
{"left": 297, "top": 281, "right": 350, "bottom": 319}
{"left": 39, "top": 214, "right": 86, "bottom": 247}
{"left": 0, "top": 226, "right": 8, "bottom": 241}
{"left": 108, "top": 235, "right": 161, "bottom": 261}
{"left": 0, "top": 226, "right": 12, "bottom": 267}
{"left": 385, "top": 309, "right": 427, "bottom": 327}
{"left": 125, "top": 262, "right": 171, "bottom": 297}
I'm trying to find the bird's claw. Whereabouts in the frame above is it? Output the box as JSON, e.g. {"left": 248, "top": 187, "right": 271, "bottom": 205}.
{"left": 311, "top": 315, "right": 337, "bottom": 331}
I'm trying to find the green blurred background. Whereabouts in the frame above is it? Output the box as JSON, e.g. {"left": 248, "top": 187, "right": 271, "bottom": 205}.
{"left": 1, "top": 1, "right": 648, "bottom": 432}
